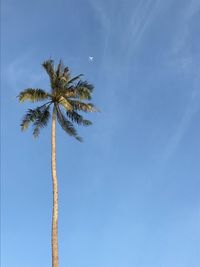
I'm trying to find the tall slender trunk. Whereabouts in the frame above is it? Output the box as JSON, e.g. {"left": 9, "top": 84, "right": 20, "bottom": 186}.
{"left": 51, "top": 106, "right": 59, "bottom": 267}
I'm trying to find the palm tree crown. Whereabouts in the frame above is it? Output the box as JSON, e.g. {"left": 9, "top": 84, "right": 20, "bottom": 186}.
{"left": 18, "top": 59, "right": 97, "bottom": 140}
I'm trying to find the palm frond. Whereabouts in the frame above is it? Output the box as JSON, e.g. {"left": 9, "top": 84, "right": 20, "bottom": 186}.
{"left": 19, "top": 59, "right": 97, "bottom": 141}
{"left": 65, "top": 81, "right": 94, "bottom": 100}
{"left": 56, "top": 60, "right": 64, "bottom": 78}
{"left": 67, "top": 74, "right": 83, "bottom": 85}
{"left": 42, "top": 59, "right": 56, "bottom": 87}
{"left": 21, "top": 110, "right": 37, "bottom": 131}
{"left": 18, "top": 89, "right": 49, "bottom": 103}
{"left": 55, "top": 105, "right": 82, "bottom": 141}
{"left": 33, "top": 106, "right": 51, "bottom": 137}
{"left": 21, "top": 104, "right": 51, "bottom": 137}
{"left": 59, "top": 96, "right": 73, "bottom": 111}
{"left": 63, "top": 67, "right": 70, "bottom": 80}
{"left": 66, "top": 110, "right": 92, "bottom": 126}
{"left": 55, "top": 61, "right": 71, "bottom": 89}
{"left": 75, "top": 80, "right": 94, "bottom": 99}
{"left": 68, "top": 100, "right": 98, "bottom": 112}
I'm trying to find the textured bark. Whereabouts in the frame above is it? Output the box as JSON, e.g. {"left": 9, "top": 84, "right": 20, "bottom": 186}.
{"left": 51, "top": 106, "right": 59, "bottom": 267}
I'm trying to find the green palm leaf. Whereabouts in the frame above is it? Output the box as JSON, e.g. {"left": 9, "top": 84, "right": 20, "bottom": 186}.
{"left": 63, "top": 67, "right": 70, "bottom": 80}
{"left": 59, "top": 96, "right": 73, "bottom": 111}
{"left": 56, "top": 60, "right": 64, "bottom": 78}
{"left": 21, "top": 109, "right": 37, "bottom": 131}
{"left": 19, "top": 59, "right": 97, "bottom": 141}
{"left": 18, "top": 89, "right": 49, "bottom": 103}
{"left": 55, "top": 61, "right": 71, "bottom": 89}
{"left": 66, "top": 110, "right": 92, "bottom": 126}
{"left": 21, "top": 104, "right": 51, "bottom": 137}
{"left": 33, "top": 106, "right": 51, "bottom": 137}
{"left": 75, "top": 80, "right": 94, "bottom": 99}
{"left": 67, "top": 74, "right": 83, "bottom": 85}
{"left": 65, "top": 80, "right": 94, "bottom": 100}
{"left": 55, "top": 105, "right": 82, "bottom": 141}
{"left": 42, "top": 59, "right": 56, "bottom": 88}
{"left": 69, "top": 100, "right": 98, "bottom": 112}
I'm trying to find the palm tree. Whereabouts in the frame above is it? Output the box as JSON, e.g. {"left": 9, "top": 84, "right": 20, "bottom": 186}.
{"left": 18, "top": 59, "right": 97, "bottom": 267}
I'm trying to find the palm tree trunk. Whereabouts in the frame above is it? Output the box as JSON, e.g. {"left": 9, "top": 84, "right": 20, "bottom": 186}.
{"left": 51, "top": 106, "right": 59, "bottom": 267}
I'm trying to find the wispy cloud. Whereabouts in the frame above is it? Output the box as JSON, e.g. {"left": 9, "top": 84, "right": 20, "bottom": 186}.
{"left": 88, "top": 0, "right": 111, "bottom": 63}
{"left": 89, "top": 0, "right": 161, "bottom": 65}
{"left": 88, "top": 0, "right": 110, "bottom": 31}
{"left": 88, "top": 0, "right": 164, "bottom": 152}
{"left": 162, "top": 84, "right": 200, "bottom": 163}
{"left": 125, "top": 0, "right": 161, "bottom": 59}
{"left": 169, "top": 0, "right": 200, "bottom": 73}
{"left": 160, "top": 1, "right": 200, "bottom": 165}
{"left": 4, "top": 52, "right": 44, "bottom": 94}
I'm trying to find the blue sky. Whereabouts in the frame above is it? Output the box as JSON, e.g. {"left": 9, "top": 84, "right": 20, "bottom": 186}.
{"left": 1, "top": 0, "right": 200, "bottom": 266}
